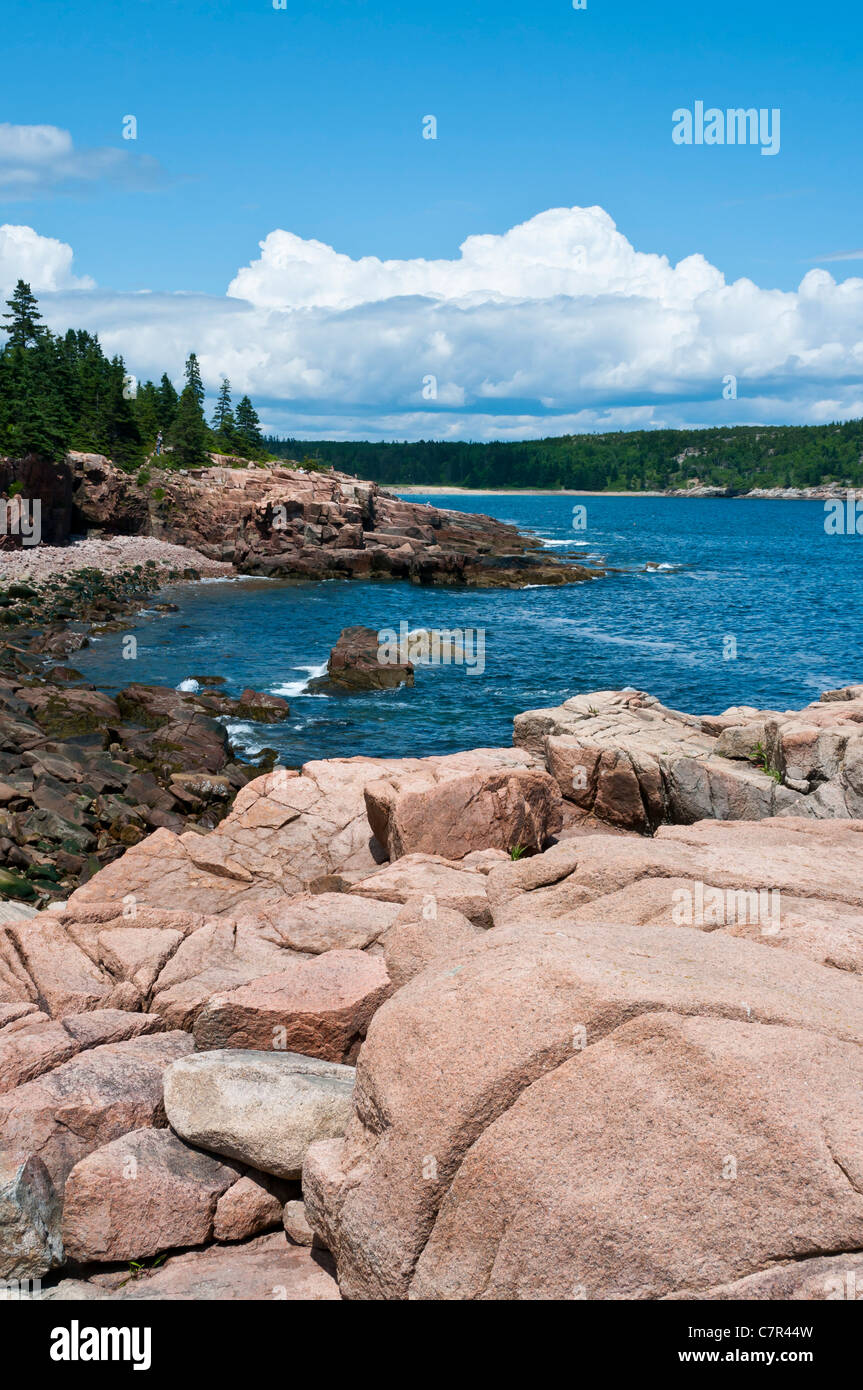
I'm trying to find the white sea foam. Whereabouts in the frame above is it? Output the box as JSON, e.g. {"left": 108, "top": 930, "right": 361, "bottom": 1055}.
{"left": 176, "top": 678, "right": 201, "bottom": 692}
{"left": 221, "top": 719, "right": 268, "bottom": 756}
{"left": 197, "top": 574, "right": 278, "bottom": 585}
{"left": 271, "top": 663, "right": 329, "bottom": 698}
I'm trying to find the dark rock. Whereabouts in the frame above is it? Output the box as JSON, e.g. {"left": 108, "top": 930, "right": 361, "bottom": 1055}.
{"left": 44, "top": 667, "right": 84, "bottom": 682}
{"left": 0, "top": 867, "right": 38, "bottom": 901}
{"left": 15, "top": 686, "right": 119, "bottom": 738}
{"left": 313, "top": 625, "right": 414, "bottom": 692}
{"left": 233, "top": 689, "right": 290, "bottom": 722}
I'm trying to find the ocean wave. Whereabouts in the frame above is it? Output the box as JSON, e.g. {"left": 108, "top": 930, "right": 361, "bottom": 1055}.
{"left": 271, "top": 663, "right": 328, "bottom": 698}
{"left": 221, "top": 719, "right": 269, "bottom": 757}
{"left": 197, "top": 574, "right": 279, "bottom": 585}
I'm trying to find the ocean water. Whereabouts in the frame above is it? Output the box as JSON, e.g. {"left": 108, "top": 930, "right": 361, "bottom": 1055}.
{"left": 72, "top": 494, "right": 863, "bottom": 766}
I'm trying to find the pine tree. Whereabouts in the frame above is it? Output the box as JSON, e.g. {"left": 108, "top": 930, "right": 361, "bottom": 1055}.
{"left": 169, "top": 383, "right": 208, "bottom": 466}
{"left": 95, "top": 355, "right": 142, "bottom": 467}
{"left": 212, "top": 378, "right": 235, "bottom": 441}
{"left": 0, "top": 343, "right": 69, "bottom": 458}
{"left": 134, "top": 380, "right": 161, "bottom": 445}
{"left": 234, "top": 395, "right": 263, "bottom": 455}
{"left": 156, "top": 373, "right": 179, "bottom": 430}
{"left": 184, "top": 353, "right": 205, "bottom": 410}
{"left": 68, "top": 331, "right": 112, "bottom": 452}
{"left": 2, "top": 280, "right": 43, "bottom": 349}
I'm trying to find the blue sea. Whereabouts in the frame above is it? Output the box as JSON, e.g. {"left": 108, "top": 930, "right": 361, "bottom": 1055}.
{"left": 72, "top": 494, "right": 863, "bottom": 767}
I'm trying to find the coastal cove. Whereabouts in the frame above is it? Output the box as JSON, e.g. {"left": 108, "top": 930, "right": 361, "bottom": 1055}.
{"left": 70, "top": 492, "right": 863, "bottom": 766}
{"left": 5, "top": 3, "right": 863, "bottom": 1321}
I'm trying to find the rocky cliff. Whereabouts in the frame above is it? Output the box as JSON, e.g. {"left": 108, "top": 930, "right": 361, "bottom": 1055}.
{"left": 4, "top": 451, "right": 601, "bottom": 588}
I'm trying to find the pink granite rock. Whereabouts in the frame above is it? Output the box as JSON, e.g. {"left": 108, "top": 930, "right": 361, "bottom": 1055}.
{"left": 412, "top": 1014, "right": 863, "bottom": 1299}
{"left": 46, "top": 1232, "right": 340, "bottom": 1300}
{"left": 193, "top": 950, "right": 392, "bottom": 1062}
{"left": 0, "top": 1009, "right": 163, "bottom": 1095}
{"left": 213, "top": 1174, "right": 286, "bottom": 1242}
{"left": 304, "top": 916, "right": 863, "bottom": 1299}
{"left": 364, "top": 753, "right": 561, "bottom": 860}
{"left": 0, "top": 1031, "right": 194, "bottom": 1188}
{"left": 61, "top": 1128, "right": 238, "bottom": 1263}
{"left": 380, "top": 901, "right": 483, "bottom": 991}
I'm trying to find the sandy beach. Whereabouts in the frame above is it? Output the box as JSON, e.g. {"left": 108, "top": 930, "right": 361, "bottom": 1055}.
{"left": 391, "top": 485, "right": 665, "bottom": 497}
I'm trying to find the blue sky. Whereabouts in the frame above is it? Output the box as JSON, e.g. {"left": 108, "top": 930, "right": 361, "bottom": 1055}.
{"left": 1, "top": 0, "right": 861, "bottom": 439}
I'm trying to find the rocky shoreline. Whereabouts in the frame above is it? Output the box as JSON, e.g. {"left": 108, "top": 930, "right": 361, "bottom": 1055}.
{"left": 4, "top": 451, "right": 863, "bottom": 1303}
{"left": 3, "top": 450, "right": 603, "bottom": 588}
{"left": 0, "top": 560, "right": 294, "bottom": 907}
{"left": 397, "top": 482, "right": 857, "bottom": 501}
{"left": 665, "top": 482, "right": 853, "bottom": 500}
{"left": 1, "top": 679, "right": 862, "bottom": 1300}
{"left": 0, "top": 533, "right": 234, "bottom": 586}
{"left": 0, "top": 449, "right": 605, "bottom": 907}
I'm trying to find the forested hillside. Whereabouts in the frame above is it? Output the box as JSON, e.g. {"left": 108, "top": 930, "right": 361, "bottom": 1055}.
{"left": 267, "top": 420, "right": 863, "bottom": 492}
{"left": 0, "top": 282, "right": 266, "bottom": 468}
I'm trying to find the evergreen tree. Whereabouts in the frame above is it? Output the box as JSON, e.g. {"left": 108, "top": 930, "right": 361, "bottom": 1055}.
{"left": 2, "top": 280, "right": 43, "bottom": 348}
{"left": 0, "top": 286, "right": 276, "bottom": 470}
{"left": 0, "top": 343, "right": 69, "bottom": 458}
{"left": 95, "top": 355, "right": 142, "bottom": 466}
{"left": 212, "top": 378, "right": 235, "bottom": 441}
{"left": 184, "top": 352, "right": 205, "bottom": 410}
{"left": 169, "top": 383, "right": 208, "bottom": 466}
{"left": 134, "top": 380, "right": 161, "bottom": 445}
{"left": 234, "top": 395, "right": 263, "bottom": 454}
{"left": 156, "top": 373, "right": 179, "bottom": 430}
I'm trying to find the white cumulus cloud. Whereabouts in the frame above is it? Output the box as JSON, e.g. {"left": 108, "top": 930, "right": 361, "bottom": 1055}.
{"left": 227, "top": 206, "right": 723, "bottom": 311}
{"left": 4, "top": 206, "right": 863, "bottom": 439}
{"left": 0, "top": 224, "right": 94, "bottom": 294}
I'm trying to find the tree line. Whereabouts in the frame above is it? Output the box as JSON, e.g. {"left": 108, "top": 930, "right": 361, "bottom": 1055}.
{"left": 6, "top": 278, "right": 858, "bottom": 489}
{"left": 267, "top": 418, "right": 863, "bottom": 492}
{"left": 0, "top": 281, "right": 265, "bottom": 469}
